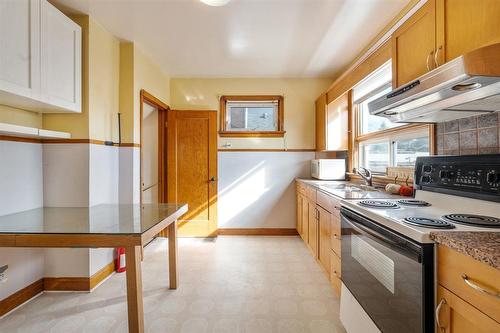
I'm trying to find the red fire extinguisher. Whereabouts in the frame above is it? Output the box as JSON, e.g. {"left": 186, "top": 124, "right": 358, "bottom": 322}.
{"left": 116, "top": 247, "right": 126, "bottom": 273}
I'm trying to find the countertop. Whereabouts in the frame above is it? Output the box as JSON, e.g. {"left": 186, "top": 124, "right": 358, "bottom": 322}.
{"left": 430, "top": 231, "right": 500, "bottom": 270}
{"left": 296, "top": 178, "right": 403, "bottom": 200}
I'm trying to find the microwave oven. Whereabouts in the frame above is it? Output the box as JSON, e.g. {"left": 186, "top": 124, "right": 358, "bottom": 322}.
{"left": 311, "top": 159, "right": 346, "bottom": 180}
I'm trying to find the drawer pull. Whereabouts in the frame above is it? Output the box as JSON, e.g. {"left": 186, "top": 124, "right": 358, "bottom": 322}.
{"left": 462, "top": 274, "right": 500, "bottom": 299}
{"left": 435, "top": 298, "right": 447, "bottom": 333}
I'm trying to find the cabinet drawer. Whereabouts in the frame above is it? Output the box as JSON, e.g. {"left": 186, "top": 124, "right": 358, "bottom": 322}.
{"left": 330, "top": 250, "right": 341, "bottom": 296}
{"left": 437, "top": 245, "right": 500, "bottom": 323}
{"left": 331, "top": 214, "right": 341, "bottom": 256}
{"left": 330, "top": 197, "right": 342, "bottom": 218}
{"left": 316, "top": 191, "right": 333, "bottom": 212}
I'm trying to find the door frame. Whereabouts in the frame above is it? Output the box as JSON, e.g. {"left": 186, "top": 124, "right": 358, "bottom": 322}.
{"left": 139, "top": 89, "right": 170, "bottom": 204}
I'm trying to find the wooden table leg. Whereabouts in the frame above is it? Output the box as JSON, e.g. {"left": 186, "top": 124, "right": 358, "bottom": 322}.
{"left": 168, "top": 221, "right": 178, "bottom": 289}
{"left": 125, "top": 246, "right": 144, "bottom": 333}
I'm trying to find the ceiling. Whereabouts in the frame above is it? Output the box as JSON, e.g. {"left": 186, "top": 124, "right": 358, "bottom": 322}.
{"left": 51, "top": 0, "right": 410, "bottom": 78}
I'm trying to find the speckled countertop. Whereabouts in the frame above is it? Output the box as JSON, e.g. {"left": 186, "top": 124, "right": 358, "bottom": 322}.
{"left": 430, "top": 231, "right": 500, "bottom": 270}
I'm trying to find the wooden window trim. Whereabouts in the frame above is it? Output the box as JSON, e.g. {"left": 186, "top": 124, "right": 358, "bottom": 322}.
{"left": 218, "top": 95, "right": 285, "bottom": 137}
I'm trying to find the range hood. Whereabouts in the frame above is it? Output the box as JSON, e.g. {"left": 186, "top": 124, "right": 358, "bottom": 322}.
{"left": 368, "top": 43, "right": 500, "bottom": 123}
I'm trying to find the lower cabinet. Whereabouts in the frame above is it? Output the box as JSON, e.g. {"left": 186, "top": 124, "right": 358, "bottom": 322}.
{"left": 296, "top": 181, "right": 342, "bottom": 297}
{"left": 435, "top": 245, "right": 500, "bottom": 333}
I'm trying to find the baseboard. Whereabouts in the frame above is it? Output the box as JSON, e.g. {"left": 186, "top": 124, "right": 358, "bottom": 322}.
{"left": 1, "top": 261, "right": 116, "bottom": 316}
{"left": 0, "top": 279, "right": 44, "bottom": 317}
{"left": 89, "top": 261, "right": 115, "bottom": 290}
{"left": 44, "top": 277, "right": 90, "bottom": 291}
{"left": 217, "top": 228, "right": 299, "bottom": 236}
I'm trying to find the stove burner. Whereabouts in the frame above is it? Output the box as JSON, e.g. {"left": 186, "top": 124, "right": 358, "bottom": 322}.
{"left": 397, "top": 199, "right": 430, "bottom": 207}
{"left": 359, "top": 200, "right": 399, "bottom": 209}
{"left": 441, "top": 214, "right": 500, "bottom": 228}
{"left": 403, "top": 217, "right": 455, "bottom": 229}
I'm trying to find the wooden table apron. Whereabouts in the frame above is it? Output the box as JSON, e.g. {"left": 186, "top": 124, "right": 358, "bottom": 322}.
{"left": 0, "top": 219, "right": 179, "bottom": 333}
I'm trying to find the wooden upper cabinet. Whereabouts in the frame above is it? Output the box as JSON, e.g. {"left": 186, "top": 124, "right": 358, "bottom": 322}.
{"left": 325, "top": 92, "right": 349, "bottom": 151}
{"left": 315, "top": 93, "right": 327, "bottom": 151}
{"left": 392, "top": 0, "right": 436, "bottom": 87}
{"left": 435, "top": 0, "right": 500, "bottom": 65}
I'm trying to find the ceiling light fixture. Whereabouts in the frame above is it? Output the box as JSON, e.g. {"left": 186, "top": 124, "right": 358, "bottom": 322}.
{"left": 199, "top": 0, "right": 231, "bottom": 6}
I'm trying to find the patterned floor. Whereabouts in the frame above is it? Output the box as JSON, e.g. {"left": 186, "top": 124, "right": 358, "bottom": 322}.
{"left": 0, "top": 236, "right": 346, "bottom": 333}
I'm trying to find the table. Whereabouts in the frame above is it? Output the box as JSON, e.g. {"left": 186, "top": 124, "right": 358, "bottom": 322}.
{"left": 0, "top": 203, "right": 188, "bottom": 333}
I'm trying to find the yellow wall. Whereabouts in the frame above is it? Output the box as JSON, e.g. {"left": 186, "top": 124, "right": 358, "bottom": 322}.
{"left": 170, "top": 78, "right": 331, "bottom": 149}
{"left": 119, "top": 44, "right": 170, "bottom": 144}
{"left": 132, "top": 46, "right": 170, "bottom": 144}
{"left": 0, "top": 105, "right": 42, "bottom": 128}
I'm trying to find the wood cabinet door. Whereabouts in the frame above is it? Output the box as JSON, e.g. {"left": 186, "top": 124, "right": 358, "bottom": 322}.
{"left": 0, "top": 0, "right": 40, "bottom": 99}
{"left": 301, "top": 196, "right": 309, "bottom": 243}
{"left": 315, "top": 93, "right": 327, "bottom": 151}
{"left": 317, "top": 205, "right": 331, "bottom": 274}
{"left": 436, "top": 0, "right": 500, "bottom": 65}
{"left": 436, "top": 285, "right": 500, "bottom": 333}
{"left": 307, "top": 202, "right": 318, "bottom": 258}
{"left": 326, "top": 92, "right": 348, "bottom": 151}
{"left": 392, "top": 0, "right": 436, "bottom": 87}
{"left": 40, "top": 0, "right": 81, "bottom": 112}
{"left": 296, "top": 192, "right": 303, "bottom": 236}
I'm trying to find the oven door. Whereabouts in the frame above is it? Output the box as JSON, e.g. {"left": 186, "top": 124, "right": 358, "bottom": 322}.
{"left": 341, "top": 208, "right": 434, "bottom": 333}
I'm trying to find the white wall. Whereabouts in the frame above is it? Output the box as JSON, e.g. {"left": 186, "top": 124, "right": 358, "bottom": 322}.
{"left": 119, "top": 146, "right": 141, "bottom": 204}
{"left": 0, "top": 141, "right": 45, "bottom": 300}
{"left": 218, "top": 151, "right": 313, "bottom": 229}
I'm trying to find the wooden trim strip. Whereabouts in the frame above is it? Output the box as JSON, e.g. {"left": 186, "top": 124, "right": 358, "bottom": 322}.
{"left": 90, "top": 261, "right": 115, "bottom": 290}
{"left": 0, "top": 135, "right": 42, "bottom": 144}
{"left": 140, "top": 89, "right": 170, "bottom": 111}
{"left": 218, "top": 148, "right": 315, "bottom": 152}
{"left": 0, "top": 279, "right": 44, "bottom": 317}
{"left": 217, "top": 228, "right": 299, "bottom": 236}
{"left": 44, "top": 277, "right": 89, "bottom": 292}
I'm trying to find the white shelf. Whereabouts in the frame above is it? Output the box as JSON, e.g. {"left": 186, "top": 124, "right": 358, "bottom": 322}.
{"left": 0, "top": 122, "right": 71, "bottom": 139}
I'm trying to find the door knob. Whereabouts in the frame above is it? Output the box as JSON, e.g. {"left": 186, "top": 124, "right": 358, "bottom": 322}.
{"left": 209, "top": 177, "right": 216, "bottom": 182}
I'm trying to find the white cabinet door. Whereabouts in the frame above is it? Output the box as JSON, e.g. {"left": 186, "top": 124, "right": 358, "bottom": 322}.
{"left": 40, "top": 0, "right": 81, "bottom": 112}
{"left": 0, "top": 0, "right": 40, "bottom": 100}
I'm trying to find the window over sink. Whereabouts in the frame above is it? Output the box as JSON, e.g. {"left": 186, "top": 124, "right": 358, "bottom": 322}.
{"left": 353, "top": 61, "right": 432, "bottom": 175}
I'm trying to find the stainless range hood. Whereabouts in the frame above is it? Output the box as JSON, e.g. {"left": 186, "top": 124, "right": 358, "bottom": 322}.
{"left": 368, "top": 43, "right": 500, "bottom": 123}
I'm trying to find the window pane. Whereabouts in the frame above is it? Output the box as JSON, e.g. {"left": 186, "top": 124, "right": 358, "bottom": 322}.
{"left": 361, "top": 142, "right": 389, "bottom": 173}
{"left": 360, "top": 87, "right": 405, "bottom": 135}
{"left": 226, "top": 102, "right": 278, "bottom": 131}
{"left": 394, "top": 136, "right": 430, "bottom": 167}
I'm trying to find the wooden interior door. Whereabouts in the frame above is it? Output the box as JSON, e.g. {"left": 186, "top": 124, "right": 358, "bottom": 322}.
{"left": 167, "top": 110, "right": 217, "bottom": 237}
{"left": 392, "top": 0, "right": 436, "bottom": 87}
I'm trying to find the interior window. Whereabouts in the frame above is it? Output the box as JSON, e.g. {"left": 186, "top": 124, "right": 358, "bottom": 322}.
{"left": 360, "top": 141, "right": 390, "bottom": 173}
{"left": 219, "top": 96, "right": 285, "bottom": 137}
{"left": 393, "top": 136, "right": 430, "bottom": 167}
{"left": 227, "top": 102, "right": 277, "bottom": 131}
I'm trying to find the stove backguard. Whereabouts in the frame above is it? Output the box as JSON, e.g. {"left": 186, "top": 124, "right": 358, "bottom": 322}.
{"left": 414, "top": 154, "right": 500, "bottom": 203}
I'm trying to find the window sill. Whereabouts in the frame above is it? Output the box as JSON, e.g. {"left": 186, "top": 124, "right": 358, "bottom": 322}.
{"left": 218, "top": 131, "right": 286, "bottom": 138}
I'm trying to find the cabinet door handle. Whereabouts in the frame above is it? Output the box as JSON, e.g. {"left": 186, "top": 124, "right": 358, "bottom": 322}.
{"left": 426, "top": 50, "right": 434, "bottom": 71}
{"left": 462, "top": 274, "right": 500, "bottom": 299}
{"left": 434, "top": 45, "right": 442, "bottom": 67}
{"left": 435, "top": 298, "right": 447, "bottom": 333}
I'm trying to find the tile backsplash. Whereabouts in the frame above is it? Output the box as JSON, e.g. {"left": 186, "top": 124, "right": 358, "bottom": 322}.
{"left": 436, "top": 111, "right": 500, "bottom": 155}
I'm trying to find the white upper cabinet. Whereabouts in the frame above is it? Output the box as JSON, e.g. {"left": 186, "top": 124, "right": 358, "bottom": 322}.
{"left": 40, "top": 0, "right": 81, "bottom": 112}
{"left": 0, "top": 0, "right": 81, "bottom": 113}
{"left": 0, "top": 0, "right": 40, "bottom": 101}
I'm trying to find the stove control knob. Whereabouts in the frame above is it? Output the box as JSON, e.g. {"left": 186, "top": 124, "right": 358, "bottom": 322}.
{"left": 423, "top": 165, "right": 432, "bottom": 173}
{"left": 487, "top": 171, "right": 499, "bottom": 183}
{"left": 421, "top": 175, "right": 432, "bottom": 183}
{"left": 439, "top": 170, "right": 447, "bottom": 179}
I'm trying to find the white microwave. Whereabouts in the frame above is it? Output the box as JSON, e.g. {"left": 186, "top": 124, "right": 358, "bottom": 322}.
{"left": 311, "top": 159, "right": 346, "bottom": 180}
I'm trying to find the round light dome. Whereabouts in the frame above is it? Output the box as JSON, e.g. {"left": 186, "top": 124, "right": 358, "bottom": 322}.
{"left": 200, "top": 0, "right": 231, "bottom": 6}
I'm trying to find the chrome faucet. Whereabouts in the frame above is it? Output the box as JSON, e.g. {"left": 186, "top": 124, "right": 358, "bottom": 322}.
{"left": 356, "top": 167, "right": 373, "bottom": 186}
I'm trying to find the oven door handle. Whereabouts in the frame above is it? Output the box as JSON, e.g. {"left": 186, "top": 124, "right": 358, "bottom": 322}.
{"left": 341, "top": 211, "right": 422, "bottom": 262}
